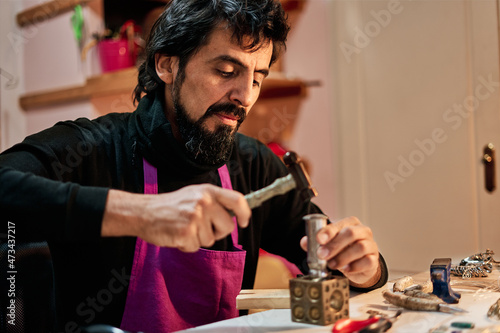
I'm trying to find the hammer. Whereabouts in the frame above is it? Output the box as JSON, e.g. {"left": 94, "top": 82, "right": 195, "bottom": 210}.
{"left": 244, "top": 151, "right": 318, "bottom": 209}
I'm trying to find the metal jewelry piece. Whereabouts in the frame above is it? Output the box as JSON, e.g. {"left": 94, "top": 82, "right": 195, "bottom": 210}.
{"left": 450, "top": 249, "right": 499, "bottom": 279}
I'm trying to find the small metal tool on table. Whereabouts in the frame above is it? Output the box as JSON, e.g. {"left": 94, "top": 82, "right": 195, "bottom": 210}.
{"left": 382, "top": 289, "right": 466, "bottom": 314}
{"left": 430, "top": 258, "right": 461, "bottom": 304}
{"left": 290, "top": 214, "right": 350, "bottom": 326}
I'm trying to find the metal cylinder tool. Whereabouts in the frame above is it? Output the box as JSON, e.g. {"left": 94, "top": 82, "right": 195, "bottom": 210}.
{"left": 289, "top": 214, "right": 350, "bottom": 326}
{"left": 305, "top": 214, "right": 328, "bottom": 278}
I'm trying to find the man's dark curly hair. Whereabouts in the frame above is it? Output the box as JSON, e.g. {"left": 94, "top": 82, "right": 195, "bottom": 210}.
{"left": 133, "top": 0, "right": 290, "bottom": 104}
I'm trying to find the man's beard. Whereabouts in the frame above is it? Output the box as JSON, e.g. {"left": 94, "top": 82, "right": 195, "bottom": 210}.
{"left": 172, "top": 79, "right": 246, "bottom": 166}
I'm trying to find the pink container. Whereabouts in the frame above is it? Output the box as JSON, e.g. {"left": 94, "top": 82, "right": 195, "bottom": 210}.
{"left": 98, "top": 39, "right": 135, "bottom": 73}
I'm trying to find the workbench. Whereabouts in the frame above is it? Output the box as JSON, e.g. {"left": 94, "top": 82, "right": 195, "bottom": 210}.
{"left": 180, "top": 270, "right": 500, "bottom": 332}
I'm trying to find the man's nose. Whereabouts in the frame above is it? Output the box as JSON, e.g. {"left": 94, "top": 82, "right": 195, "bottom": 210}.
{"left": 229, "top": 75, "right": 258, "bottom": 108}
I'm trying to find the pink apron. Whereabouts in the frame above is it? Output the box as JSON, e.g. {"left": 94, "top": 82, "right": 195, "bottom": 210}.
{"left": 120, "top": 159, "right": 246, "bottom": 333}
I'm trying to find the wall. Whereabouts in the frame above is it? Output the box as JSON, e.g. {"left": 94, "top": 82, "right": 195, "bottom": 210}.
{"left": 327, "top": 0, "right": 500, "bottom": 274}
{"left": 22, "top": 0, "right": 104, "bottom": 135}
{"left": 283, "top": 0, "right": 500, "bottom": 275}
{"left": 285, "top": 0, "right": 338, "bottom": 219}
{"left": 0, "top": 1, "right": 26, "bottom": 152}
{"left": 0, "top": 0, "right": 105, "bottom": 152}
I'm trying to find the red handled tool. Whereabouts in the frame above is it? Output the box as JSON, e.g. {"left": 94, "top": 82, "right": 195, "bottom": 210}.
{"left": 332, "top": 317, "right": 380, "bottom": 333}
{"left": 333, "top": 310, "right": 402, "bottom": 333}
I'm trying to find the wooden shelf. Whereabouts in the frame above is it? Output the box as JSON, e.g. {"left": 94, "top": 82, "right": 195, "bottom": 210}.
{"left": 17, "top": 0, "right": 94, "bottom": 27}
{"left": 20, "top": 67, "right": 137, "bottom": 110}
{"left": 19, "top": 67, "right": 307, "bottom": 111}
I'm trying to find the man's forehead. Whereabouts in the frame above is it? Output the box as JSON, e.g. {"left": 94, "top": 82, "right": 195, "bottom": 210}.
{"left": 204, "top": 26, "right": 273, "bottom": 61}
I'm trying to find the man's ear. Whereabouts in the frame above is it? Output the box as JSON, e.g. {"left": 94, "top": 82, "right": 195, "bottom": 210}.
{"left": 155, "top": 54, "right": 179, "bottom": 84}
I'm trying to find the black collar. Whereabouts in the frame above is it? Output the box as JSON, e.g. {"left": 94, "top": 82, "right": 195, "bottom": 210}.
{"left": 131, "top": 90, "right": 227, "bottom": 177}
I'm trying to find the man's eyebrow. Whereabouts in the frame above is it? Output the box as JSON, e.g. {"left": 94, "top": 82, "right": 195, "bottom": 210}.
{"left": 212, "top": 55, "right": 269, "bottom": 77}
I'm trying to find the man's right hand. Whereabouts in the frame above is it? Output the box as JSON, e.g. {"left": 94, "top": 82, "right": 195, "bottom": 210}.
{"left": 101, "top": 185, "right": 251, "bottom": 252}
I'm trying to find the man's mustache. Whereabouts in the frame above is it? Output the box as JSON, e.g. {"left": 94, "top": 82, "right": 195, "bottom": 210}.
{"left": 202, "top": 103, "right": 247, "bottom": 125}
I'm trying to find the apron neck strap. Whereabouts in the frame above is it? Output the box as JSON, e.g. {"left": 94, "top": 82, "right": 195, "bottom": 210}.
{"left": 142, "top": 159, "right": 241, "bottom": 248}
{"left": 143, "top": 158, "right": 158, "bottom": 195}
{"left": 217, "top": 164, "right": 241, "bottom": 249}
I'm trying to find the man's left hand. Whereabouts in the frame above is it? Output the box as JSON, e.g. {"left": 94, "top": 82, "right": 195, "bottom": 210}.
{"left": 300, "top": 216, "right": 381, "bottom": 288}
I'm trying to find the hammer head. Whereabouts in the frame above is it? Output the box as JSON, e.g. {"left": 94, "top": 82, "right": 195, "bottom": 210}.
{"left": 283, "top": 151, "right": 318, "bottom": 202}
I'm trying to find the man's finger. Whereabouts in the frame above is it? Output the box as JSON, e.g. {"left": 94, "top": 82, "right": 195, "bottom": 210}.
{"left": 197, "top": 215, "right": 216, "bottom": 247}
{"left": 300, "top": 236, "right": 307, "bottom": 251}
{"left": 316, "top": 216, "right": 361, "bottom": 245}
{"left": 326, "top": 238, "right": 376, "bottom": 268}
{"left": 342, "top": 253, "right": 379, "bottom": 274}
{"left": 176, "top": 224, "right": 201, "bottom": 253}
{"left": 211, "top": 186, "right": 251, "bottom": 228}
{"left": 209, "top": 203, "right": 237, "bottom": 240}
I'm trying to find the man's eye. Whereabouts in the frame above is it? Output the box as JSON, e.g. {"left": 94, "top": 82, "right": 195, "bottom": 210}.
{"left": 218, "top": 70, "right": 234, "bottom": 77}
{"left": 253, "top": 80, "right": 261, "bottom": 88}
